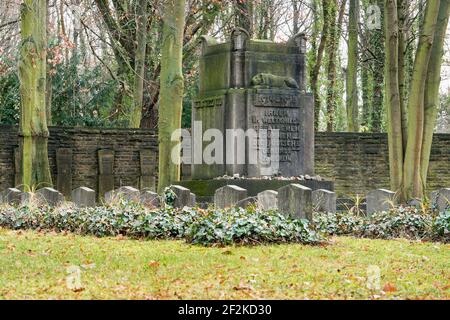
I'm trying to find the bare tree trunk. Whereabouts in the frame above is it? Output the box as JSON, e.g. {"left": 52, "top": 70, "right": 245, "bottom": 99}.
{"left": 19, "top": 0, "right": 52, "bottom": 189}
{"left": 385, "top": 0, "right": 403, "bottom": 195}
{"left": 346, "top": 0, "right": 359, "bottom": 132}
{"left": 370, "top": 0, "right": 384, "bottom": 132}
{"left": 130, "top": 0, "right": 148, "bottom": 128}
{"left": 292, "top": 0, "right": 300, "bottom": 34}
{"left": 397, "top": 0, "right": 408, "bottom": 152}
{"left": 325, "top": 0, "right": 345, "bottom": 132}
{"left": 311, "top": 0, "right": 328, "bottom": 131}
{"left": 420, "top": 0, "right": 450, "bottom": 188}
{"left": 235, "top": 0, "right": 253, "bottom": 36}
{"left": 158, "top": 0, "right": 186, "bottom": 192}
{"left": 403, "top": 0, "right": 440, "bottom": 199}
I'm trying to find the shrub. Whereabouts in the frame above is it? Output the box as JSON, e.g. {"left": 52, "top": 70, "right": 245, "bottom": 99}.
{"left": 1, "top": 201, "right": 446, "bottom": 245}
{"left": 312, "top": 207, "right": 438, "bottom": 241}
{"left": 432, "top": 211, "right": 450, "bottom": 242}
{"left": 186, "top": 207, "right": 323, "bottom": 246}
{"left": 0, "top": 202, "right": 322, "bottom": 246}
{"left": 312, "top": 212, "right": 363, "bottom": 236}
{"left": 358, "top": 207, "right": 433, "bottom": 240}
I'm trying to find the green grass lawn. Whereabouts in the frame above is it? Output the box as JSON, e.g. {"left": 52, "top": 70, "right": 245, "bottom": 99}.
{"left": 0, "top": 227, "right": 448, "bottom": 300}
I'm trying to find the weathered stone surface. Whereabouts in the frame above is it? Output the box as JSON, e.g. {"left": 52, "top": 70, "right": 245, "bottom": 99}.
{"left": 278, "top": 183, "right": 312, "bottom": 220}
{"left": 139, "top": 149, "right": 157, "bottom": 190}
{"left": 236, "top": 196, "right": 257, "bottom": 208}
{"left": 312, "top": 189, "right": 336, "bottom": 213}
{"left": 257, "top": 190, "right": 278, "bottom": 210}
{"left": 14, "top": 148, "right": 21, "bottom": 187}
{"left": 56, "top": 148, "right": 73, "bottom": 198}
{"left": 140, "top": 190, "right": 160, "bottom": 208}
{"left": 190, "top": 193, "right": 196, "bottom": 207}
{"left": 170, "top": 185, "right": 192, "bottom": 208}
{"left": 366, "top": 189, "right": 396, "bottom": 215}
{"left": 19, "top": 192, "right": 33, "bottom": 205}
{"left": 214, "top": 185, "right": 248, "bottom": 208}
{"left": 0, "top": 188, "right": 22, "bottom": 205}
{"left": 407, "top": 198, "right": 422, "bottom": 208}
{"left": 178, "top": 179, "right": 333, "bottom": 204}
{"left": 71, "top": 187, "right": 96, "bottom": 208}
{"left": 139, "top": 175, "right": 156, "bottom": 191}
{"left": 98, "top": 149, "right": 115, "bottom": 200}
{"left": 105, "top": 186, "right": 140, "bottom": 204}
{"left": 191, "top": 29, "right": 314, "bottom": 179}
{"left": 431, "top": 188, "right": 450, "bottom": 212}
{"left": 140, "top": 149, "right": 157, "bottom": 175}
{"left": 36, "top": 187, "right": 65, "bottom": 206}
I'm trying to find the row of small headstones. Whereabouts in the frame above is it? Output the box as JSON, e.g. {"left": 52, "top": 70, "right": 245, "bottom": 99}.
{"left": 0, "top": 186, "right": 162, "bottom": 208}
{"left": 1, "top": 185, "right": 449, "bottom": 221}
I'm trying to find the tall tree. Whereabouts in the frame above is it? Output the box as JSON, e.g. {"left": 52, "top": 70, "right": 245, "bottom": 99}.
{"left": 130, "top": 0, "right": 148, "bottom": 128}
{"left": 234, "top": 0, "right": 253, "bottom": 35}
{"left": 346, "top": 0, "right": 359, "bottom": 131}
{"left": 94, "top": 0, "right": 220, "bottom": 128}
{"left": 370, "top": 0, "right": 384, "bottom": 132}
{"left": 359, "top": 0, "right": 374, "bottom": 130}
{"left": 310, "top": 0, "right": 328, "bottom": 131}
{"left": 385, "top": 0, "right": 403, "bottom": 194}
{"left": 158, "top": 0, "right": 186, "bottom": 192}
{"left": 384, "top": 0, "right": 449, "bottom": 200}
{"left": 325, "top": 0, "right": 346, "bottom": 132}
{"left": 403, "top": 0, "right": 441, "bottom": 199}
{"left": 420, "top": 0, "right": 450, "bottom": 187}
{"left": 397, "top": 0, "right": 407, "bottom": 149}
{"left": 18, "top": 0, "right": 52, "bottom": 189}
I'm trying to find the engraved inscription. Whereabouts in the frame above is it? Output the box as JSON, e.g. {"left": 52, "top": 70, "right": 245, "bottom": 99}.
{"left": 250, "top": 107, "right": 301, "bottom": 163}
{"left": 254, "top": 94, "right": 298, "bottom": 107}
{"left": 194, "top": 96, "right": 224, "bottom": 108}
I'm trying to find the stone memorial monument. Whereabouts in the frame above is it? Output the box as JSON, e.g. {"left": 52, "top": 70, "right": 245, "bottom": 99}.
{"left": 178, "top": 29, "right": 333, "bottom": 203}
{"left": 191, "top": 28, "right": 313, "bottom": 178}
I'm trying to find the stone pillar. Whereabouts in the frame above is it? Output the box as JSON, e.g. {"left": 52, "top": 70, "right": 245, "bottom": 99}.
{"left": 139, "top": 149, "right": 157, "bottom": 191}
{"left": 227, "top": 28, "right": 249, "bottom": 177}
{"left": 366, "top": 189, "right": 396, "bottom": 215}
{"left": 56, "top": 148, "right": 73, "bottom": 199}
{"left": 289, "top": 32, "right": 307, "bottom": 92}
{"left": 225, "top": 90, "right": 247, "bottom": 176}
{"left": 278, "top": 183, "right": 313, "bottom": 220}
{"left": 301, "top": 93, "right": 315, "bottom": 175}
{"left": 214, "top": 185, "right": 248, "bottom": 208}
{"left": 312, "top": 189, "right": 337, "bottom": 213}
{"left": 230, "top": 28, "right": 249, "bottom": 88}
{"left": 72, "top": 187, "right": 96, "bottom": 208}
{"left": 257, "top": 190, "right": 278, "bottom": 210}
{"left": 98, "top": 149, "right": 115, "bottom": 201}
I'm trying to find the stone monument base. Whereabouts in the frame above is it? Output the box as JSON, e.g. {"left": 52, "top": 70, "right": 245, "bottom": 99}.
{"left": 177, "top": 178, "right": 334, "bottom": 205}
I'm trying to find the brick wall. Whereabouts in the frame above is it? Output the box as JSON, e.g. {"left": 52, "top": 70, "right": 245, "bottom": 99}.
{"left": 0, "top": 126, "right": 158, "bottom": 195}
{"left": 314, "top": 132, "right": 450, "bottom": 195}
{"left": 0, "top": 126, "right": 449, "bottom": 196}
